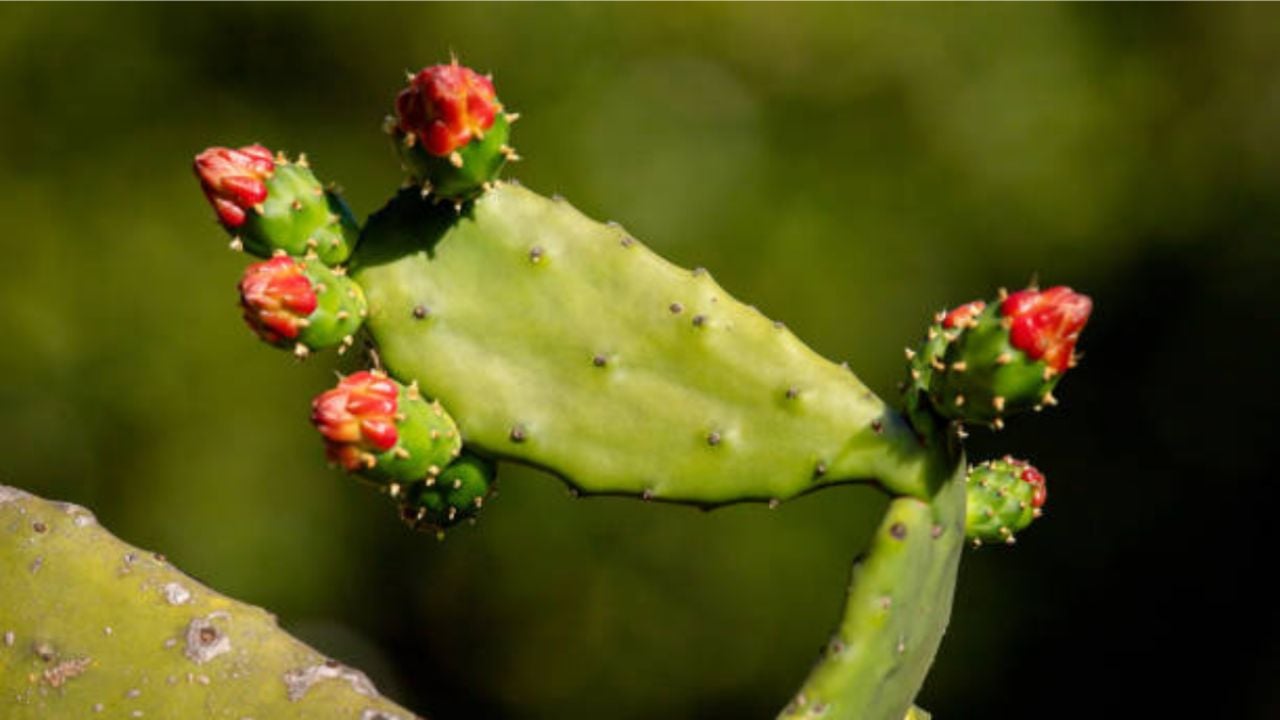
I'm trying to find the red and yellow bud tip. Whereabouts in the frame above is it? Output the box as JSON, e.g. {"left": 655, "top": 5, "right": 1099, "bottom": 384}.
{"left": 396, "top": 62, "right": 499, "bottom": 157}
{"left": 238, "top": 256, "right": 317, "bottom": 344}
{"left": 1019, "top": 462, "right": 1047, "bottom": 509}
{"left": 311, "top": 371, "right": 401, "bottom": 472}
{"left": 942, "top": 300, "right": 986, "bottom": 330}
{"left": 1000, "top": 286, "right": 1092, "bottom": 374}
{"left": 194, "top": 145, "right": 275, "bottom": 227}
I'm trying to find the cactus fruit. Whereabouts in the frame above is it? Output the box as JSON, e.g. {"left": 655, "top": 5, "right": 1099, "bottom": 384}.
{"left": 389, "top": 61, "right": 515, "bottom": 203}
{"left": 906, "top": 286, "right": 1092, "bottom": 429}
{"left": 398, "top": 451, "right": 497, "bottom": 532}
{"left": 238, "top": 255, "right": 367, "bottom": 357}
{"left": 195, "top": 145, "right": 359, "bottom": 264}
{"left": 0, "top": 485, "right": 417, "bottom": 720}
{"left": 964, "top": 457, "right": 1047, "bottom": 545}
{"left": 310, "top": 370, "right": 462, "bottom": 488}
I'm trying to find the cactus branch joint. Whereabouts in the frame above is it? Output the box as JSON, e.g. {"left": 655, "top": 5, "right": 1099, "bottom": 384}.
{"left": 187, "top": 59, "right": 1093, "bottom": 720}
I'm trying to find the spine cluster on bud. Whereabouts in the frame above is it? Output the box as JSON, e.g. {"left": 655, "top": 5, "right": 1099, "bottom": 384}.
{"left": 389, "top": 60, "right": 517, "bottom": 203}
{"left": 905, "top": 285, "right": 1091, "bottom": 429}
{"left": 965, "top": 457, "right": 1047, "bottom": 545}
{"left": 239, "top": 255, "right": 367, "bottom": 357}
{"left": 398, "top": 452, "right": 497, "bottom": 533}
{"left": 195, "top": 145, "right": 359, "bottom": 265}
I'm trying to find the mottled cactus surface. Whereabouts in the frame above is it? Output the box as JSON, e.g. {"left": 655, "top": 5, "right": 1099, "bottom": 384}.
{"left": 138, "top": 57, "right": 1091, "bottom": 720}
{"left": 0, "top": 486, "right": 417, "bottom": 720}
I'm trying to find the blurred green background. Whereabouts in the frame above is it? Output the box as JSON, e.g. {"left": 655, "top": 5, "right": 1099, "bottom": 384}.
{"left": 2, "top": 4, "right": 1278, "bottom": 718}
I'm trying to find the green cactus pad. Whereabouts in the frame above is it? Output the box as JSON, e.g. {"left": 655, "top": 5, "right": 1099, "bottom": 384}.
{"left": 0, "top": 486, "right": 417, "bottom": 720}
{"left": 779, "top": 458, "right": 964, "bottom": 720}
{"left": 237, "top": 163, "right": 359, "bottom": 265}
{"left": 394, "top": 114, "right": 511, "bottom": 203}
{"left": 352, "top": 184, "right": 946, "bottom": 505}
{"left": 398, "top": 451, "right": 497, "bottom": 531}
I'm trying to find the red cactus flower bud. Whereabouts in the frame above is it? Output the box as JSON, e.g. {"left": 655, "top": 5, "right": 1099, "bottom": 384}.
{"left": 238, "top": 256, "right": 318, "bottom": 344}
{"left": 942, "top": 300, "right": 986, "bottom": 330}
{"left": 1000, "top": 286, "right": 1093, "bottom": 374}
{"left": 311, "top": 371, "right": 401, "bottom": 471}
{"left": 396, "top": 62, "right": 499, "bottom": 157}
{"left": 194, "top": 145, "right": 275, "bottom": 227}
{"left": 1020, "top": 463, "right": 1047, "bottom": 508}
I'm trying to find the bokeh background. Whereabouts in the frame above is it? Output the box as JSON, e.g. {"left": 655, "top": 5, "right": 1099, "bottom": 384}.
{"left": 2, "top": 4, "right": 1278, "bottom": 718}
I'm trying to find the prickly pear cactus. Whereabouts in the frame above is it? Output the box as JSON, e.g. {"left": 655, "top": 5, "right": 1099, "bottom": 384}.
{"left": 0, "top": 486, "right": 417, "bottom": 720}
{"left": 129, "top": 56, "right": 1096, "bottom": 720}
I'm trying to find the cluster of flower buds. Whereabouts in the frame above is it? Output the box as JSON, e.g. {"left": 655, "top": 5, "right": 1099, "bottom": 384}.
{"left": 906, "top": 285, "right": 1092, "bottom": 429}
{"left": 965, "top": 457, "right": 1048, "bottom": 545}
{"left": 389, "top": 60, "right": 519, "bottom": 203}
{"left": 310, "top": 371, "right": 496, "bottom": 533}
